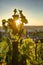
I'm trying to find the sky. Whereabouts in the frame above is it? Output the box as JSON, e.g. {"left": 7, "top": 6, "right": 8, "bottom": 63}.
{"left": 0, "top": 0, "right": 43, "bottom": 26}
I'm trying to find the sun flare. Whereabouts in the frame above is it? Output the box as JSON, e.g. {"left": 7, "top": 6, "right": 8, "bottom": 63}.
{"left": 16, "top": 19, "right": 20, "bottom": 25}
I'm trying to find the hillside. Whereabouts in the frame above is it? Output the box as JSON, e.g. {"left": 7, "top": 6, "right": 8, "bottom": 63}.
{"left": 24, "top": 26, "right": 43, "bottom": 32}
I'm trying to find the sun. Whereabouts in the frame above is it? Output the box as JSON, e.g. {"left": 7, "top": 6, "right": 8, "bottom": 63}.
{"left": 16, "top": 19, "right": 20, "bottom": 25}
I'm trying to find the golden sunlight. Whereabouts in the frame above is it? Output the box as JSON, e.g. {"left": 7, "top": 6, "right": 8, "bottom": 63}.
{"left": 16, "top": 19, "right": 20, "bottom": 26}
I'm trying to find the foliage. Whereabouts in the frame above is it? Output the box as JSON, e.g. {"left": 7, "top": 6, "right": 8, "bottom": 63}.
{"left": 2, "top": 9, "right": 28, "bottom": 35}
{"left": 18, "top": 38, "right": 35, "bottom": 65}
{"left": 0, "top": 36, "right": 12, "bottom": 65}
{"left": 0, "top": 9, "right": 43, "bottom": 65}
{"left": 18, "top": 38, "right": 43, "bottom": 65}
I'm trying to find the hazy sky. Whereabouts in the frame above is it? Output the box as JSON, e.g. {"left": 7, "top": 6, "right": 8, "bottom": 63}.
{"left": 0, "top": 0, "right": 43, "bottom": 26}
